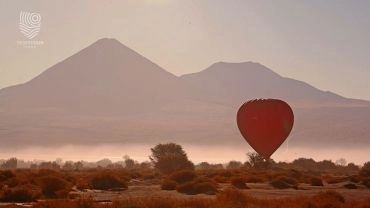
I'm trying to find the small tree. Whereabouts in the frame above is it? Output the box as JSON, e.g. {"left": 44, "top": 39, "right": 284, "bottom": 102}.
{"left": 335, "top": 158, "right": 347, "bottom": 166}
{"left": 292, "top": 158, "right": 317, "bottom": 171}
{"left": 74, "top": 161, "right": 84, "bottom": 170}
{"left": 247, "top": 152, "right": 273, "bottom": 169}
{"left": 62, "top": 161, "right": 74, "bottom": 170}
{"left": 123, "top": 155, "right": 135, "bottom": 169}
{"left": 1, "top": 158, "right": 17, "bottom": 169}
{"left": 197, "top": 162, "right": 212, "bottom": 170}
{"left": 317, "top": 160, "right": 336, "bottom": 171}
{"left": 360, "top": 161, "right": 370, "bottom": 177}
{"left": 226, "top": 160, "right": 243, "bottom": 169}
{"left": 150, "top": 143, "right": 194, "bottom": 174}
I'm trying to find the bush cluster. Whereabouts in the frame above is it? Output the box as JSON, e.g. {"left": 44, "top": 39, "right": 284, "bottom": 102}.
{"left": 90, "top": 173, "right": 127, "bottom": 190}
{"left": 230, "top": 176, "right": 249, "bottom": 189}
{"left": 161, "top": 170, "right": 218, "bottom": 195}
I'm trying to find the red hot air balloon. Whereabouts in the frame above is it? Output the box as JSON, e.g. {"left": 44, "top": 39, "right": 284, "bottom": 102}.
{"left": 237, "top": 99, "right": 294, "bottom": 159}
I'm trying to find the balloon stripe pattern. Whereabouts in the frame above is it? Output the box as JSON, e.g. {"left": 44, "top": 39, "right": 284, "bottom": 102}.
{"left": 237, "top": 99, "right": 294, "bottom": 159}
{"left": 19, "top": 11, "right": 41, "bottom": 39}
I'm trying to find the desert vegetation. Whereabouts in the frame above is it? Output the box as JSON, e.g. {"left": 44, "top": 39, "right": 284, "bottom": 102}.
{"left": 0, "top": 143, "right": 369, "bottom": 207}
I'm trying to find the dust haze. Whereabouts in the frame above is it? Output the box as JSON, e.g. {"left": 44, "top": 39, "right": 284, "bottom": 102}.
{"left": 1, "top": 144, "right": 368, "bottom": 166}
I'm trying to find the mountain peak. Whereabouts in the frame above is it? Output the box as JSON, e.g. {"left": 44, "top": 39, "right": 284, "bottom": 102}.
{"left": 213, "top": 61, "right": 261, "bottom": 66}
{"left": 198, "top": 61, "right": 282, "bottom": 79}
{"left": 95, "top": 37, "right": 120, "bottom": 43}
{"left": 86, "top": 38, "right": 135, "bottom": 54}
{"left": 92, "top": 38, "right": 125, "bottom": 48}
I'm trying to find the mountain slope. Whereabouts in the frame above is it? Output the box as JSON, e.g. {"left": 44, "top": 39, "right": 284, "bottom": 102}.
{"left": 0, "top": 38, "right": 192, "bottom": 115}
{"left": 181, "top": 62, "right": 368, "bottom": 107}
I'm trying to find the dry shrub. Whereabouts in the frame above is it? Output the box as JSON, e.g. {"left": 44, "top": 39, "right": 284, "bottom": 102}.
{"left": 270, "top": 176, "right": 297, "bottom": 189}
{"left": 169, "top": 170, "right": 197, "bottom": 184}
{"left": 270, "top": 179, "right": 291, "bottom": 189}
{"left": 32, "top": 197, "right": 96, "bottom": 208}
{"left": 9, "top": 189, "right": 370, "bottom": 208}
{"left": 176, "top": 178, "right": 218, "bottom": 195}
{"left": 139, "top": 170, "right": 158, "bottom": 180}
{"left": 343, "top": 183, "right": 357, "bottom": 189}
{"left": 310, "top": 177, "right": 324, "bottom": 186}
{"left": 245, "top": 175, "right": 264, "bottom": 183}
{"left": 161, "top": 179, "right": 177, "bottom": 190}
{"left": 287, "top": 169, "right": 303, "bottom": 179}
{"left": 90, "top": 173, "right": 127, "bottom": 190}
{"left": 193, "top": 176, "right": 216, "bottom": 183}
{"left": 281, "top": 176, "right": 298, "bottom": 185}
{"left": 216, "top": 188, "right": 249, "bottom": 208}
{"left": 181, "top": 197, "right": 214, "bottom": 208}
{"left": 33, "top": 199, "right": 79, "bottom": 208}
{"left": 7, "top": 170, "right": 37, "bottom": 188}
{"left": 75, "top": 196, "right": 96, "bottom": 208}
{"left": 217, "top": 169, "right": 232, "bottom": 178}
{"left": 360, "top": 162, "right": 370, "bottom": 177}
{"left": 37, "top": 175, "right": 72, "bottom": 198}
{"left": 324, "top": 175, "right": 348, "bottom": 184}
{"left": 37, "top": 169, "right": 61, "bottom": 178}
{"left": 362, "top": 177, "right": 370, "bottom": 187}
{"left": 349, "top": 175, "right": 361, "bottom": 183}
{"left": 0, "top": 188, "right": 36, "bottom": 202}
{"left": 0, "top": 170, "right": 15, "bottom": 182}
{"left": 213, "top": 175, "right": 228, "bottom": 183}
{"left": 176, "top": 181, "right": 197, "bottom": 195}
{"left": 118, "top": 197, "right": 175, "bottom": 208}
{"left": 193, "top": 182, "right": 218, "bottom": 195}
{"left": 231, "top": 176, "right": 249, "bottom": 189}
{"left": 75, "top": 176, "right": 91, "bottom": 190}
{"left": 314, "top": 190, "right": 345, "bottom": 205}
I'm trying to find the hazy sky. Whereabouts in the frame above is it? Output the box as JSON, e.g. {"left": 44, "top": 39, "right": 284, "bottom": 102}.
{"left": 1, "top": 0, "right": 369, "bottom": 99}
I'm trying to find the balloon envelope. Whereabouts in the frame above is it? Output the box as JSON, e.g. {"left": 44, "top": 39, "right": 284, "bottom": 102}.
{"left": 237, "top": 99, "right": 294, "bottom": 159}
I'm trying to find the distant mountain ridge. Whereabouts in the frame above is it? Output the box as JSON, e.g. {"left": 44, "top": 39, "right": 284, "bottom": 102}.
{"left": 0, "top": 38, "right": 369, "bottom": 150}
{"left": 181, "top": 61, "right": 368, "bottom": 107}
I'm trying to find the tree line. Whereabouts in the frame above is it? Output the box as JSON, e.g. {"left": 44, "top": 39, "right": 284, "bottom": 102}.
{"left": 1, "top": 143, "right": 369, "bottom": 174}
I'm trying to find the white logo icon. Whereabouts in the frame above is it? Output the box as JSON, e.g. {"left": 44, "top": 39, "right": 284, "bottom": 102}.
{"left": 19, "top": 11, "right": 41, "bottom": 39}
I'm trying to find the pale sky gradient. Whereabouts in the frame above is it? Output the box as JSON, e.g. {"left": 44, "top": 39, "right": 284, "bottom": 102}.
{"left": 1, "top": 0, "right": 369, "bottom": 100}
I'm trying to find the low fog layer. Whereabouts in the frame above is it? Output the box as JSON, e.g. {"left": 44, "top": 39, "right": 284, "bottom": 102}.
{"left": 0, "top": 144, "right": 369, "bottom": 166}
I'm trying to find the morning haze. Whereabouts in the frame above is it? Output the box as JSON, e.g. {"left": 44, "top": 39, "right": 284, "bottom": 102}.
{"left": 0, "top": 38, "right": 369, "bottom": 164}
{"left": 0, "top": 1, "right": 369, "bottom": 165}
{"left": 2, "top": 2, "right": 370, "bottom": 207}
